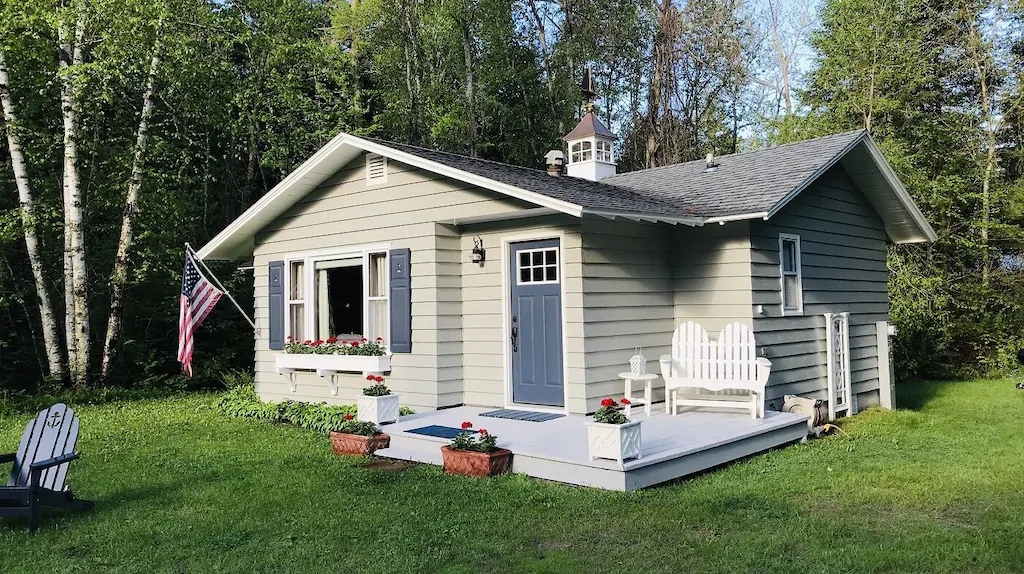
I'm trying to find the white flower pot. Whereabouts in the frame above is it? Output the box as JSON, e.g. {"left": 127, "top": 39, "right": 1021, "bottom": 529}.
{"left": 357, "top": 394, "right": 401, "bottom": 425}
{"left": 585, "top": 419, "right": 642, "bottom": 463}
{"left": 275, "top": 353, "right": 390, "bottom": 374}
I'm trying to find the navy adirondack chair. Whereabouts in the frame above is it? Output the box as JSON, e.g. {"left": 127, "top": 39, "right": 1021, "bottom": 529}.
{"left": 0, "top": 404, "right": 94, "bottom": 532}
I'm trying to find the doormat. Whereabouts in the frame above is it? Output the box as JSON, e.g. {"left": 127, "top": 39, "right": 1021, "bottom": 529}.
{"left": 405, "top": 425, "right": 476, "bottom": 439}
{"left": 479, "top": 409, "right": 565, "bottom": 422}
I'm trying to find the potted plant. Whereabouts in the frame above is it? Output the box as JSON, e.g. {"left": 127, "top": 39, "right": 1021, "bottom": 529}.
{"left": 356, "top": 375, "right": 401, "bottom": 424}
{"left": 329, "top": 414, "right": 391, "bottom": 456}
{"left": 440, "top": 421, "right": 513, "bottom": 478}
{"left": 276, "top": 336, "right": 391, "bottom": 374}
{"left": 585, "top": 397, "right": 642, "bottom": 463}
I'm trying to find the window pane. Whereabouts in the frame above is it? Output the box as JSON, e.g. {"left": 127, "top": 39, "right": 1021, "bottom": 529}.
{"left": 544, "top": 249, "right": 556, "bottom": 265}
{"left": 581, "top": 150, "right": 592, "bottom": 161}
{"left": 545, "top": 266, "right": 557, "bottom": 281}
{"left": 571, "top": 142, "right": 580, "bottom": 152}
{"left": 783, "top": 275, "right": 799, "bottom": 309}
{"left": 582, "top": 141, "right": 592, "bottom": 150}
{"left": 781, "top": 240, "right": 797, "bottom": 272}
{"left": 289, "top": 303, "right": 304, "bottom": 340}
{"left": 532, "top": 251, "right": 543, "bottom": 265}
{"left": 289, "top": 261, "right": 304, "bottom": 300}
{"left": 317, "top": 264, "right": 363, "bottom": 337}
{"left": 520, "top": 268, "right": 531, "bottom": 283}
{"left": 520, "top": 252, "right": 530, "bottom": 267}
{"left": 532, "top": 268, "right": 544, "bottom": 282}
{"left": 368, "top": 299, "right": 388, "bottom": 344}
{"left": 369, "top": 253, "right": 386, "bottom": 297}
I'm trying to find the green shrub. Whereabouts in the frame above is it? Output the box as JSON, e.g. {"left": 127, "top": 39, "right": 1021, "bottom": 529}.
{"left": 215, "top": 375, "right": 413, "bottom": 434}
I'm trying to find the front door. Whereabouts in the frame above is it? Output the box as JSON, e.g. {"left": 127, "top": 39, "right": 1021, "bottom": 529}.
{"left": 509, "top": 239, "right": 564, "bottom": 407}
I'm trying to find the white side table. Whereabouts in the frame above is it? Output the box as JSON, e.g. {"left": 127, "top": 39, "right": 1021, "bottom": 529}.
{"left": 619, "top": 373, "right": 659, "bottom": 417}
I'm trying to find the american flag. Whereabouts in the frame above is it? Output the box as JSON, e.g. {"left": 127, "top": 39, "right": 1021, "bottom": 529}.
{"left": 177, "top": 251, "right": 223, "bottom": 377}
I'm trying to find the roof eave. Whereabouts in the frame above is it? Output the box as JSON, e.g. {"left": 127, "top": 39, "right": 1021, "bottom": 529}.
{"left": 582, "top": 208, "right": 703, "bottom": 226}
{"left": 196, "top": 134, "right": 589, "bottom": 260}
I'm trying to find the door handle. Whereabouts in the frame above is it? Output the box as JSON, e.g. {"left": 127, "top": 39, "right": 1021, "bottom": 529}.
{"left": 511, "top": 316, "right": 519, "bottom": 353}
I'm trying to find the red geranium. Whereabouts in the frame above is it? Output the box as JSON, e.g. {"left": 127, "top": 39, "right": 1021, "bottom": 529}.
{"left": 376, "top": 337, "right": 383, "bottom": 342}
{"left": 366, "top": 375, "right": 376, "bottom": 381}
{"left": 361, "top": 337, "right": 368, "bottom": 343}
{"left": 601, "top": 398, "right": 615, "bottom": 408}
{"left": 620, "top": 398, "right": 631, "bottom": 405}
{"left": 478, "top": 429, "right": 488, "bottom": 437}
{"left": 461, "top": 421, "right": 473, "bottom": 430}
{"left": 286, "top": 336, "right": 293, "bottom": 341}
{"left": 351, "top": 341, "right": 360, "bottom": 348}
{"left": 327, "top": 336, "right": 338, "bottom": 344}
{"left": 343, "top": 414, "right": 354, "bottom": 421}
{"left": 374, "top": 375, "right": 384, "bottom": 383}
{"left": 304, "top": 340, "right": 311, "bottom": 345}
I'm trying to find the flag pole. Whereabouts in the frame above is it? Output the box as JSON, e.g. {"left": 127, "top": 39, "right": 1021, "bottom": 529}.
{"left": 185, "top": 243, "right": 260, "bottom": 335}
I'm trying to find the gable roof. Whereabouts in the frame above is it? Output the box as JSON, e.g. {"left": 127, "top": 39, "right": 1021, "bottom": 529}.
{"left": 197, "top": 130, "right": 936, "bottom": 260}
{"left": 601, "top": 130, "right": 936, "bottom": 244}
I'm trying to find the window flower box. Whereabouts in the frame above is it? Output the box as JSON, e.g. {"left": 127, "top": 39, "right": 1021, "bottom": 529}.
{"left": 274, "top": 353, "right": 391, "bottom": 374}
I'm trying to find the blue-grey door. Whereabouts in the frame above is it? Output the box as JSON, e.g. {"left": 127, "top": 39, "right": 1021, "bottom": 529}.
{"left": 510, "top": 239, "right": 564, "bottom": 406}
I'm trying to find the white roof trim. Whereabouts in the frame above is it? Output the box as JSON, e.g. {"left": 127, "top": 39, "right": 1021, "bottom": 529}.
{"left": 197, "top": 133, "right": 586, "bottom": 259}
{"left": 859, "top": 136, "right": 938, "bottom": 243}
{"left": 582, "top": 208, "right": 702, "bottom": 226}
{"left": 710, "top": 133, "right": 936, "bottom": 244}
{"left": 704, "top": 212, "right": 769, "bottom": 224}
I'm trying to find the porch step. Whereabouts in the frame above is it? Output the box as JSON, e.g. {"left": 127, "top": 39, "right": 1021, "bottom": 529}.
{"left": 376, "top": 432, "right": 446, "bottom": 465}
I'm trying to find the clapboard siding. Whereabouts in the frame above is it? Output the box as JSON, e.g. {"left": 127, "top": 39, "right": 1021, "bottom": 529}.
{"left": 252, "top": 155, "right": 539, "bottom": 412}
{"left": 459, "top": 219, "right": 584, "bottom": 411}
{"left": 750, "top": 165, "right": 888, "bottom": 407}
{"left": 674, "top": 223, "right": 754, "bottom": 334}
{"left": 581, "top": 219, "right": 675, "bottom": 413}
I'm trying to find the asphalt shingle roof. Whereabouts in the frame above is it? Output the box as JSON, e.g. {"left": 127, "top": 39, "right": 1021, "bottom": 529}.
{"left": 366, "top": 130, "right": 867, "bottom": 220}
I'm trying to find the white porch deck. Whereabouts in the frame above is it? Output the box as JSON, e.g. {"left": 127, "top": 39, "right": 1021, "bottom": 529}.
{"left": 375, "top": 406, "right": 808, "bottom": 491}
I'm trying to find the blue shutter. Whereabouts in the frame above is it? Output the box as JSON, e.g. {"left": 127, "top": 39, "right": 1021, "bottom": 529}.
{"left": 389, "top": 248, "right": 412, "bottom": 353}
{"left": 268, "top": 261, "right": 285, "bottom": 350}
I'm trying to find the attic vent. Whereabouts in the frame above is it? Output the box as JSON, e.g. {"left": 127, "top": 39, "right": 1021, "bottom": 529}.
{"left": 366, "top": 153, "right": 388, "bottom": 185}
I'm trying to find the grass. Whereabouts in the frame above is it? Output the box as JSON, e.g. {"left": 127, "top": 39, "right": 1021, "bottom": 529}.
{"left": 1, "top": 380, "right": 1023, "bottom": 573}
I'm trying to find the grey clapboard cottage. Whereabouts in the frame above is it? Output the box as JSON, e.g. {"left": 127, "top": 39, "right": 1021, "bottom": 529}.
{"left": 197, "top": 116, "right": 936, "bottom": 415}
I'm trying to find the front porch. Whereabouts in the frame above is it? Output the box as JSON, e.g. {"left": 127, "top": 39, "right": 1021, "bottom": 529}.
{"left": 375, "top": 406, "right": 808, "bottom": 491}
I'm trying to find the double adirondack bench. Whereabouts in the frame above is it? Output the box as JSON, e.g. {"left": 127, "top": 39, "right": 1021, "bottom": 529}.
{"left": 0, "top": 404, "right": 93, "bottom": 532}
{"left": 660, "top": 321, "right": 772, "bottom": 419}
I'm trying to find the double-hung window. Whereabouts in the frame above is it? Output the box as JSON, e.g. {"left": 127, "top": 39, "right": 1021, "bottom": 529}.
{"left": 779, "top": 234, "right": 802, "bottom": 314}
{"left": 284, "top": 248, "right": 390, "bottom": 346}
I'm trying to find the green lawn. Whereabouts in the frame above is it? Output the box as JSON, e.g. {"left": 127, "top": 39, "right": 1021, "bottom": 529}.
{"left": 1, "top": 380, "right": 1022, "bottom": 573}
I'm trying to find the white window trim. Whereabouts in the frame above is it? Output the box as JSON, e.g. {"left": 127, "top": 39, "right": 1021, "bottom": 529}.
{"left": 281, "top": 242, "right": 392, "bottom": 350}
{"left": 515, "top": 247, "right": 560, "bottom": 285}
{"left": 365, "top": 153, "right": 388, "bottom": 186}
{"left": 779, "top": 233, "right": 803, "bottom": 315}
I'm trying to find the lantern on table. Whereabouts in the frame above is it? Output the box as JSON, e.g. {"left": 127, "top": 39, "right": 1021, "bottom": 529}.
{"left": 629, "top": 347, "right": 646, "bottom": 375}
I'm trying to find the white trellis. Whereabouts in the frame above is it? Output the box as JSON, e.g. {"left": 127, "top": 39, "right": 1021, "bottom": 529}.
{"left": 823, "top": 312, "right": 852, "bottom": 420}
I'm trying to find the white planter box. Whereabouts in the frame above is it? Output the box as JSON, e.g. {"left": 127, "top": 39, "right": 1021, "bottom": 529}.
{"left": 585, "top": 419, "right": 642, "bottom": 464}
{"left": 357, "top": 394, "right": 401, "bottom": 425}
{"left": 275, "top": 353, "right": 390, "bottom": 374}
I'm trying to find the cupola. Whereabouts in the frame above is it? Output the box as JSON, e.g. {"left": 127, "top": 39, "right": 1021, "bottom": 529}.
{"left": 563, "top": 68, "right": 617, "bottom": 181}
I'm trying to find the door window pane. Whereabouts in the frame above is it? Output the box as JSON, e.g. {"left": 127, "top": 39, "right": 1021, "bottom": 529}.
{"left": 517, "top": 248, "right": 559, "bottom": 284}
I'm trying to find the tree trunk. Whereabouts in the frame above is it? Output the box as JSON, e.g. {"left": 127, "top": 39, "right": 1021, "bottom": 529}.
{"left": 101, "top": 24, "right": 162, "bottom": 379}
{"left": 59, "top": 10, "right": 89, "bottom": 389}
{"left": 526, "top": 0, "right": 557, "bottom": 121}
{"left": 0, "top": 47, "right": 65, "bottom": 378}
{"left": 456, "top": 14, "right": 477, "bottom": 157}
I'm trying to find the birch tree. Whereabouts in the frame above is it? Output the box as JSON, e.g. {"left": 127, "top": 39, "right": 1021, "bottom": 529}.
{"left": 58, "top": 4, "right": 89, "bottom": 387}
{"left": 100, "top": 19, "right": 163, "bottom": 378}
{"left": 0, "top": 46, "right": 64, "bottom": 377}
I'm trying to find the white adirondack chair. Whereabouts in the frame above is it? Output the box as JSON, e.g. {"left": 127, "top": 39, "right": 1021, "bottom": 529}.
{"left": 659, "top": 321, "right": 772, "bottom": 419}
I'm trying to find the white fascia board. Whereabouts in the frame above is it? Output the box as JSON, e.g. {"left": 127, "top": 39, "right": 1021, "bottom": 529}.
{"left": 581, "top": 208, "right": 703, "bottom": 226}
{"left": 703, "top": 212, "right": 770, "bottom": 224}
{"left": 197, "top": 133, "right": 587, "bottom": 260}
{"left": 346, "top": 135, "right": 585, "bottom": 218}
{"left": 861, "top": 135, "right": 938, "bottom": 243}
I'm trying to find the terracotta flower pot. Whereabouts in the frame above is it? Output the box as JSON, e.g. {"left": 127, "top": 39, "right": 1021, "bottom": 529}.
{"left": 440, "top": 446, "right": 513, "bottom": 477}
{"left": 330, "top": 431, "right": 391, "bottom": 456}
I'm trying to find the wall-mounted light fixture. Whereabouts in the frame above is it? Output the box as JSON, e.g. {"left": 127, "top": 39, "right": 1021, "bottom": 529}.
{"left": 471, "top": 235, "right": 486, "bottom": 264}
